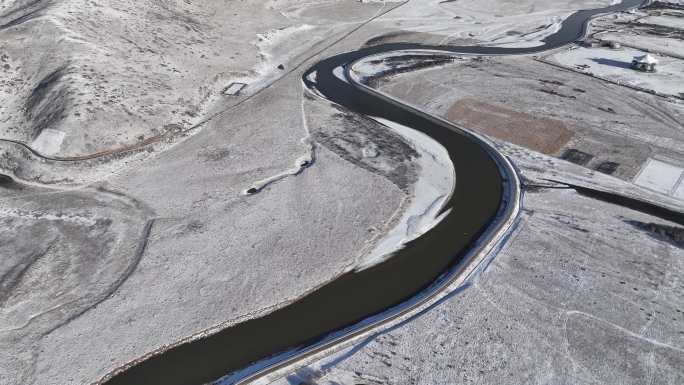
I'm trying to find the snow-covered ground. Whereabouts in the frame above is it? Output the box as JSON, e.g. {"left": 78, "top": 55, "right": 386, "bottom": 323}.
{"left": 548, "top": 46, "right": 684, "bottom": 97}
{"left": 640, "top": 14, "right": 684, "bottom": 29}
{"left": 0, "top": 0, "right": 388, "bottom": 158}
{"left": 634, "top": 157, "right": 684, "bottom": 198}
{"left": 345, "top": 52, "right": 456, "bottom": 271}
{"left": 599, "top": 31, "right": 684, "bottom": 58}
{"left": 271, "top": 144, "right": 684, "bottom": 385}
{"left": 354, "top": 116, "right": 455, "bottom": 271}
{"left": 367, "top": 0, "right": 617, "bottom": 46}
{"left": 3, "top": 1, "right": 667, "bottom": 385}
{"left": 0, "top": 0, "right": 620, "bottom": 176}
{"left": 592, "top": 6, "right": 684, "bottom": 59}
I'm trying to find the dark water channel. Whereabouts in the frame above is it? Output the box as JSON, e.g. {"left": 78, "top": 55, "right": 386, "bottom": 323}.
{"left": 102, "top": 1, "right": 645, "bottom": 384}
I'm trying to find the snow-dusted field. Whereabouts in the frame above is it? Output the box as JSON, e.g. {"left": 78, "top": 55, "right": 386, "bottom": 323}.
{"left": 548, "top": 46, "right": 684, "bottom": 97}
{"left": 369, "top": 0, "right": 618, "bottom": 46}
{"left": 275, "top": 146, "right": 684, "bottom": 385}
{"left": 4, "top": 0, "right": 680, "bottom": 385}
{"left": 592, "top": 6, "right": 684, "bottom": 59}
{"left": 0, "top": 0, "right": 388, "bottom": 158}
{"left": 641, "top": 14, "right": 684, "bottom": 29}
{"left": 376, "top": 54, "right": 684, "bottom": 180}
{"left": 270, "top": 28, "right": 684, "bottom": 381}
{"left": 634, "top": 157, "right": 684, "bottom": 198}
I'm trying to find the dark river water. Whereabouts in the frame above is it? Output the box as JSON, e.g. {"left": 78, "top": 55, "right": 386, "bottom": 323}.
{"left": 101, "top": 1, "right": 645, "bottom": 384}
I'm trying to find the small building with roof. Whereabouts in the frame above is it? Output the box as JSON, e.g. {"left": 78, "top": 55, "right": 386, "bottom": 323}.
{"left": 631, "top": 54, "right": 658, "bottom": 72}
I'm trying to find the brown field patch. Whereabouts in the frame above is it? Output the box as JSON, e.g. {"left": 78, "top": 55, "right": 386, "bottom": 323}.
{"left": 446, "top": 98, "right": 574, "bottom": 154}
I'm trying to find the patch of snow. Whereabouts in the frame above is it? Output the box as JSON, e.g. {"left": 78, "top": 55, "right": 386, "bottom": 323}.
{"left": 332, "top": 66, "right": 349, "bottom": 83}
{"left": 349, "top": 50, "right": 468, "bottom": 84}
{"left": 0, "top": 207, "right": 98, "bottom": 226}
{"left": 226, "top": 24, "right": 318, "bottom": 93}
{"left": 350, "top": 58, "right": 393, "bottom": 82}
{"left": 31, "top": 129, "right": 65, "bottom": 156}
{"left": 345, "top": 51, "right": 460, "bottom": 271}
{"left": 490, "top": 39, "right": 546, "bottom": 48}
{"left": 374, "top": 0, "right": 596, "bottom": 48}
{"left": 305, "top": 70, "right": 318, "bottom": 84}
{"left": 634, "top": 158, "right": 684, "bottom": 197}
{"left": 597, "top": 30, "right": 684, "bottom": 60}
{"left": 256, "top": 24, "right": 316, "bottom": 74}
{"left": 223, "top": 82, "right": 246, "bottom": 96}
{"left": 354, "top": 116, "right": 455, "bottom": 272}
{"left": 639, "top": 14, "right": 684, "bottom": 30}
{"left": 485, "top": 15, "right": 563, "bottom": 47}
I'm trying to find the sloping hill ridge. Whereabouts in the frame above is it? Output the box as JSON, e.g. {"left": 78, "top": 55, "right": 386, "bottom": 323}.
{"left": 0, "top": 0, "right": 315, "bottom": 157}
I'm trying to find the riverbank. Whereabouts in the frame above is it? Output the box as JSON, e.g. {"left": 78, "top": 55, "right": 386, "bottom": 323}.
{"left": 278, "top": 142, "right": 684, "bottom": 385}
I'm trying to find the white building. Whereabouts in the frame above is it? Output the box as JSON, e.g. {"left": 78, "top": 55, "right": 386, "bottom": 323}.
{"left": 631, "top": 54, "right": 658, "bottom": 72}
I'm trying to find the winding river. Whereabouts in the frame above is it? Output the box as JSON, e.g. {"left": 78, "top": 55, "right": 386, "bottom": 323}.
{"left": 99, "top": 1, "right": 646, "bottom": 384}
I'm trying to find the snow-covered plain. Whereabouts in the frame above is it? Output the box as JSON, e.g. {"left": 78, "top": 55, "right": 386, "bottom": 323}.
{"left": 592, "top": 6, "right": 684, "bottom": 59}
{"left": 369, "top": 0, "right": 617, "bottom": 47}
{"left": 548, "top": 46, "right": 684, "bottom": 97}
{"left": 344, "top": 51, "right": 457, "bottom": 271}
{"left": 0, "top": 0, "right": 388, "bottom": 158}
{"left": 355, "top": 116, "right": 454, "bottom": 271}
{"left": 1, "top": 0, "right": 656, "bottom": 385}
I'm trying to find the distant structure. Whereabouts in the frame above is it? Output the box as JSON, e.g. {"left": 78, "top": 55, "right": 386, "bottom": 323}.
{"left": 579, "top": 38, "right": 601, "bottom": 48}
{"left": 631, "top": 54, "right": 658, "bottom": 72}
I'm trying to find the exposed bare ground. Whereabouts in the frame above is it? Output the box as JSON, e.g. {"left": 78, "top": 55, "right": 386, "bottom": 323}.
{"left": 446, "top": 98, "right": 574, "bottom": 154}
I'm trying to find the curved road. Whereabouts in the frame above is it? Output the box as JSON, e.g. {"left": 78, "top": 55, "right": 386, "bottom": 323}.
{"left": 98, "top": 1, "right": 646, "bottom": 384}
